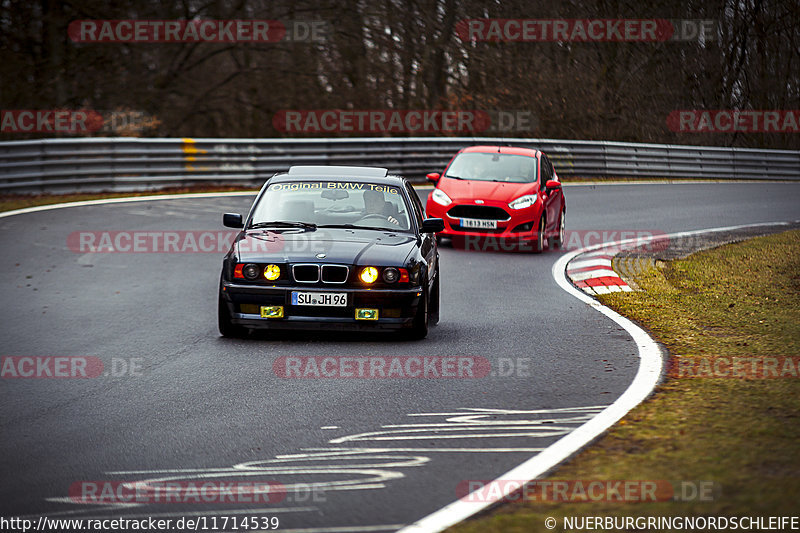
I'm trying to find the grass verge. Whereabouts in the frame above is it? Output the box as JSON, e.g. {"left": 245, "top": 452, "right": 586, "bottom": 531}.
{"left": 449, "top": 230, "right": 800, "bottom": 532}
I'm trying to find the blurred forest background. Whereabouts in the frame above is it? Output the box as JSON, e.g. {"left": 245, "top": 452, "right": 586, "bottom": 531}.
{"left": 1, "top": 0, "right": 798, "bottom": 148}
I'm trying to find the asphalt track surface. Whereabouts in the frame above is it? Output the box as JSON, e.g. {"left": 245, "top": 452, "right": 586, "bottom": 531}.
{"left": 1, "top": 182, "right": 799, "bottom": 531}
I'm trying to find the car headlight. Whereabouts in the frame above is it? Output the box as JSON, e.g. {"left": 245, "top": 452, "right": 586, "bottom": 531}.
{"left": 359, "top": 266, "right": 379, "bottom": 284}
{"left": 263, "top": 264, "right": 281, "bottom": 281}
{"left": 382, "top": 267, "right": 400, "bottom": 283}
{"left": 242, "top": 263, "right": 260, "bottom": 280}
{"left": 431, "top": 188, "right": 452, "bottom": 206}
{"left": 508, "top": 194, "right": 538, "bottom": 210}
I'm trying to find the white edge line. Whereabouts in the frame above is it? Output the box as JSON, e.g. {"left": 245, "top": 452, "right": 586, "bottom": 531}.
{"left": 0, "top": 191, "right": 258, "bottom": 219}
{"left": 3, "top": 181, "right": 788, "bottom": 221}
{"left": 559, "top": 180, "right": 798, "bottom": 186}
{"left": 4, "top": 180, "right": 786, "bottom": 220}
{"left": 398, "top": 220, "right": 792, "bottom": 533}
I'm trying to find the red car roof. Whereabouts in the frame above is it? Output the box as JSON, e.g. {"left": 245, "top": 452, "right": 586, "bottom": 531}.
{"left": 460, "top": 145, "right": 540, "bottom": 158}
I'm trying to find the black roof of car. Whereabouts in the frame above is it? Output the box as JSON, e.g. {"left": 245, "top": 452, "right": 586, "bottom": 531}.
{"left": 271, "top": 165, "right": 405, "bottom": 186}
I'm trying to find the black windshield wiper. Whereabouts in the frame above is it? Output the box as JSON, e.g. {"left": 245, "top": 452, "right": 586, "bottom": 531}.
{"left": 443, "top": 174, "right": 465, "bottom": 180}
{"left": 318, "top": 223, "right": 393, "bottom": 232}
{"left": 249, "top": 221, "right": 317, "bottom": 230}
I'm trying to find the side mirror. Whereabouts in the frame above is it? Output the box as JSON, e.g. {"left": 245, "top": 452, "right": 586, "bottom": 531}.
{"left": 426, "top": 172, "right": 440, "bottom": 183}
{"left": 223, "top": 213, "right": 244, "bottom": 228}
{"left": 545, "top": 180, "right": 562, "bottom": 191}
{"left": 421, "top": 218, "right": 445, "bottom": 233}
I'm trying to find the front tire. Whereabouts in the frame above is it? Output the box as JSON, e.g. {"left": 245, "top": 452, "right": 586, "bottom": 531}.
{"left": 552, "top": 210, "right": 566, "bottom": 249}
{"left": 429, "top": 266, "right": 440, "bottom": 326}
{"left": 534, "top": 214, "right": 548, "bottom": 254}
{"left": 407, "top": 288, "right": 429, "bottom": 340}
{"left": 218, "top": 295, "right": 247, "bottom": 338}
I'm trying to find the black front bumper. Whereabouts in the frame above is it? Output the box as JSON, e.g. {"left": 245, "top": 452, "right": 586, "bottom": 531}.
{"left": 220, "top": 281, "right": 423, "bottom": 331}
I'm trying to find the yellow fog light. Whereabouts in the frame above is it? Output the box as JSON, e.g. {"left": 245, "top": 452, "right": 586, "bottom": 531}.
{"left": 264, "top": 264, "right": 281, "bottom": 281}
{"left": 355, "top": 308, "right": 379, "bottom": 320}
{"left": 260, "top": 306, "right": 284, "bottom": 318}
{"left": 359, "top": 266, "right": 379, "bottom": 284}
{"left": 240, "top": 304, "right": 259, "bottom": 314}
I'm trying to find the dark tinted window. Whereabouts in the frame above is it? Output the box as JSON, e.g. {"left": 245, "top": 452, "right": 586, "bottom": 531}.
{"left": 405, "top": 182, "right": 425, "bottom": 227}
{"left": 540, "top": 154, "right": 553, "bottom": 184}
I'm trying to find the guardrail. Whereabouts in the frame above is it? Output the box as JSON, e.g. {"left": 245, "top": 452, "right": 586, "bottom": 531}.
{"left": 0, "top": 137, "right": 798, "bottom": 193}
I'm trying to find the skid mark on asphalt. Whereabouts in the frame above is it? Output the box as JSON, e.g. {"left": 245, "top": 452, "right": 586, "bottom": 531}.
{"left": 35, "top": 405, "right": 607, "bottom": 526}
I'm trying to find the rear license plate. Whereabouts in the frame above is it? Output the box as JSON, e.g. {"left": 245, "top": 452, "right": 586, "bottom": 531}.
{"left": 291, "top": 292, "right": 347, "bottom": 307}
{"left": 460, "top": 218, "right": 497, "bottom": 229}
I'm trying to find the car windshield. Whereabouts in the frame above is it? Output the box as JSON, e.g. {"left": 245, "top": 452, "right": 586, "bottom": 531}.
{"left": 250, "top": 180, "right": 412, "bottom": 232}
{"left": 444, "top": 152, "right": 537, "bottom": 183}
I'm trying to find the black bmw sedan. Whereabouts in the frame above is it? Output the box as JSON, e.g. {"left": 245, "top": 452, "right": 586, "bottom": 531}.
{"left": 218, "top": 165, "right": 444, "bottom": 339}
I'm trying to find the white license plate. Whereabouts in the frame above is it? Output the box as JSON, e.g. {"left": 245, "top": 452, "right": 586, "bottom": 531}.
{"left": 460, "top": 218, "right": 497, "bottom": 229}
{"left": 291, "top": 292, "right": 347, "bottom": 307}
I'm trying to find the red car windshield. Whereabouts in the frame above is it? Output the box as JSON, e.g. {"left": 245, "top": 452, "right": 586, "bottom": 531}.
{"left": 444, "top": 152, "right": 538, "bottom": 183}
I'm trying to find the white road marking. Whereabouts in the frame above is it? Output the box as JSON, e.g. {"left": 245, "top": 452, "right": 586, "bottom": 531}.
{"left": 328, "top": 407, "right": 601, "bottom": 445}
{"left": 332, "top": 430, "right": 572, "bottom": 441}
{"left": 301, "top": 447, "right": 546, "bottom": 453}
{"left": 575, "top": 250, "right": 615, "bottom": 259}
{"left": 271, "top": 526, "right": 407, "bottom": 533}
{"left": 0, "top": 191, "right": 257, "bottom": 220}
{"left": 567, "top": 268, "right": 617, "bottom": 281}
{"left": 561, "top": 180, "right": 784, "bottom": 186}
{"left": 407, "top": 406, "right": 607, "bottom": 416}
{"left": 379, "top": 419, "right": 591, "bottom": 428}
{"left": 54, "top": 406, "right": 600, "bottom": 523}
{"left": 76, "top": 252, "right": 97, "bottom": 266}
{"left": 567, "top": 258, "right": 612, "bottom": 270}
{"left": 3, "top": 181, "right": 769, "bottom": 221}
{"left": 30, "top": 504, "right": 315, "bottom": 520}
{"left": 321, "top": 426, "right": 340, "bottom": 430}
